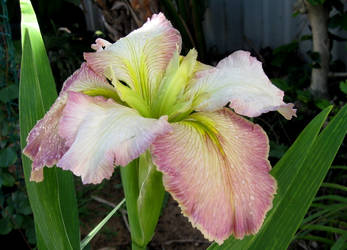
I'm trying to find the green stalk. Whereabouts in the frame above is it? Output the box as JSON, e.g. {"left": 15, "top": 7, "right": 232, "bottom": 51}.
{"left": 120, "top": 151, "right": 166, "bottom": 249}
{"left": 120, "top": 159, "right": 143, "bottom": 247}
{"left": 131, "top": 243, "right": 147, "bottom": 250}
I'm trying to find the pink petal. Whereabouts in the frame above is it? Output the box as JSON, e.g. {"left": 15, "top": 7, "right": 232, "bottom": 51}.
{"left": 91, "top": 38, "right": 112, "bottom": 51}
{"left": 57, "top": 91, "right": 172, "bottom": 184}
{"left": 23, "top": 63, "right": 115, "bottom": 182}
{"left": 188, "top": 50, "right": 296, "bottom": 119}
{"left": 23, "top": 95, "right": 69, "bottom": 175}
{"left": 84, "top": 13, "right": 182, "bottom": 95}
{"left": 62, "top": 63, "right": 115, "bottom": 93}
{"left": 152, "top": 109, "right": 276, "bottom": 243}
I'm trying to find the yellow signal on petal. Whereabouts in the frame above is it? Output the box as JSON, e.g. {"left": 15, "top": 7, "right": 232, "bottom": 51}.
{"left": 183, "top": 113, "right": 226, "bottom": 157}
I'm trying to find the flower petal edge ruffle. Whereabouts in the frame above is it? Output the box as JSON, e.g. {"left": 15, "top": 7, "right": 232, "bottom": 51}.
{"left": 57, "top": 91, "right": 172, "bottom": 184}
{"left": 152, "top": 109, "right": 276, "bottom": 244}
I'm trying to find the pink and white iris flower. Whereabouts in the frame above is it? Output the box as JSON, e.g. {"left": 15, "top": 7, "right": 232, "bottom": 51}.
{"left": 23, "top": 13, "right": 296, "bottom": 243}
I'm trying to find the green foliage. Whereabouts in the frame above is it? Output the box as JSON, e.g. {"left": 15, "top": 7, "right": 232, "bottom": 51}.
{"left": 339, "top": 80, "right": 347, "bottom": 95}
{"left": 329, "top": 12, "right": 347, "bottom": 30}
{"left": 0, "top": 84, "right": 19, "bottom": 103}
{"left": 209, "top": 105, "right": 347, "bottom": 249}
{"left": 0, "top": 147, "right": 17, "bottom": 168}
{"left": 296, "top": 170, "right": 347, "bottom": 248}
{"left": 120, "top": 153, "right": 166, "bottom": 249}
{"left": 8, "top": 0, "right": 347, "bottom": 249}
{"left": 307, "top": 0, "right": 327, "bottom": 5}
{"left": 19, "top": 0, "right": 80, "bottom": 249}
{"left": 0, "top": 0, "right": 35, "bottom": 246}
{"left": 161, "top": 0, "right": 207, "bottom": 61}
{"left": 80, "top": 198, "right": 125, "bottom": 250}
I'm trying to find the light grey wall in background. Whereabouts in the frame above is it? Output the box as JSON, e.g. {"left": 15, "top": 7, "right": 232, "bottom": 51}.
{"left": 203, "top": 0, "right": 347, "bottom": 64}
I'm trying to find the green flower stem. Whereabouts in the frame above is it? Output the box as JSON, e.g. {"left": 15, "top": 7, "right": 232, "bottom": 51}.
{"left": 137, "top": 152, "right": 166, "bottom": 243}
{"left": 120, "top": 151, "right": 165, "bottom": 250}
{"left": 131, "top": 242, "right": 147, "bottom": 250}
{"left": 120, "top": 159, "right": 143, "bottom": 247}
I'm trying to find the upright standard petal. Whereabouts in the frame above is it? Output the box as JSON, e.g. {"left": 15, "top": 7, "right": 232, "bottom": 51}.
{"left": 152, "top": 109, "right": 276, "bottom": 243}
{"left": 187, "top": 50, "right": 296, "bottom": 119}
{"left": 23, "top": 63, "right": 118, "bottom": 181}
{"left": 58, "top": 92, "right": 171, "bottom": 184}
{"left": 84, "top": 13, "right": 182, "bottom": 100}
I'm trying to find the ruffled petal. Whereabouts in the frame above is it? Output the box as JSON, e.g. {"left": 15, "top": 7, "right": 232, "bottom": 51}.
{"left": 188, "top": 50, "right": 296, "bottom": 119}
{"left": 23, "top": 63, "right": 117, "bottom": 181}
{"left": 23, "top": 95, "right": 69, "bottom": 173}
{"left": 152, "top": 109, "right": 276, "bottom": 243}
{"left": 84, "top": 13, "right": 182, "bottom": 99}
{"left": 57, "top": 91, "right": 171, "bottom": 184}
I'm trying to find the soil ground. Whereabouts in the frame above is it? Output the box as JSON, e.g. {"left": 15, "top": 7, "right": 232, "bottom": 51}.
{"left": 79, "top": 171, "right": 211, "bottom": 250}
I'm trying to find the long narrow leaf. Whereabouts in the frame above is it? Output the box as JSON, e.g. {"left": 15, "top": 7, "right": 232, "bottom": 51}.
{"left": 80, "top": 198, "right": 125, "bottom": 250}
{"left": 331, "top": 165, "right": 347, "bottom": 170}
{"left": 301, "top": 225, "right": 347, "bottom": 235}
{"left": 314, "top": 195, "right": 347, "bottom": 203}
{"left": 19, "top": 0, "right": 80, "bottom": 249}
{"left": 321, "top": 182, "right": 347, "bottom": 192}
{"left": 331, "top": 235, "right": 347, "bottom": 250}
{"left": 301, "top": 203, "right": 346, "bottom": 225}
{"left": 209, "top": 105, "right": 347, "bottom": 249}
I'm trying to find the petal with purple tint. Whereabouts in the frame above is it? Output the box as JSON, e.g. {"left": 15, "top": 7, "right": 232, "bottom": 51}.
{"left": 23, "top": 95, "right": 69, "bottom": 181}
{"left": 152, "top": 109, "right": 276, "bottom": 243}
{"left": 57, "top": 92, "right": 171, "bottom": 184}
{"left": 23, "top": 63, "right": 118, "bottom": 181}
{"left": 187, "top": 50, "right": 296, "bottom": 119}
{"left": 84, "top": 13, "right": 182, "bottom": 99}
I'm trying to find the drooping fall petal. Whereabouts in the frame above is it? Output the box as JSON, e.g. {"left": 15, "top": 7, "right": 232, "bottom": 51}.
{"left": 152, "top": 109, "right": 276, "bottom": 243}
{"left": 23, "top": 95, "right": 69, "bottom": 177}
{"left": 23, "top": 63, "right": 118, "bottom": 181}
{"left": 187, "top": 50, "right": 296, "bottom": 119}
{"left": 84, "top": 13, "right": 182, "bottom": 100}
{"left": 57, "top": 92, "right": 171, "bottom": 184}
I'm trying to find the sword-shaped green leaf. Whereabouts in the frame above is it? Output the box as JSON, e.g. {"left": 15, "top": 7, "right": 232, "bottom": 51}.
{"left": 209, "top": 105, "right": 347, "bottom": 249}
{"left": 19, "top": 0, "right": 80, "bottom": 249}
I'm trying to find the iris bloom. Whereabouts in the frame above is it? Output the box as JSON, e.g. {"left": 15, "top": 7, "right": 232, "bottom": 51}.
{"left": 24, "top": 13, "right": 296, "bottom": 243}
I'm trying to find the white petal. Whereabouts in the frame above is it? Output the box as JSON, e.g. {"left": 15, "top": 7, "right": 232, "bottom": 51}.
{"left": 84, "top": 13, "right": 182, "bottom": 100}
{"left": 57, "top": 92, "right": 171, "bottom": 184}
{"left": 188, "top": 51, "right": 296, "bottom": 119}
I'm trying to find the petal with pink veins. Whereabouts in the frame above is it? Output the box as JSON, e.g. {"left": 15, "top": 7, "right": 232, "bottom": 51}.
{"left": 187, "top": 50, "right": 296, "bottom": 119}
{"left": 57, "top": 91, "right": 171, "bottom": 184}
{"left": 84, "top": 13, "right": 182, "bottom": 97}
{"left": 152, "top": 109, "right": 276, "bottom": 243}
{"left": 23, "top": 63, "right": 118, "bottom": 181}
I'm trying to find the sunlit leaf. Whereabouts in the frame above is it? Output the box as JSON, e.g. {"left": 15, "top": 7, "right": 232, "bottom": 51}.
{"left": 19, "top": 0, "right": 80, "bottom": 249}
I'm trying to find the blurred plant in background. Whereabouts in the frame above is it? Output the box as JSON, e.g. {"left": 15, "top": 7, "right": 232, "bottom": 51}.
{"left": 0, "top": 0, "right": 35, "bottom": 246}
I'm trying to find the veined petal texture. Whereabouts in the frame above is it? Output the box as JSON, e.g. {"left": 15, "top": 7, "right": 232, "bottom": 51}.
{"left": 188, "top": 51, "right": 296, "bottom": 119}
{"left": 84, "top": 13, "right": 182, "bottom": 101}
{"left": 58, "top": 92, "right": 171, "bottom": 184}
{"left": 152, "top": 109, "right": 276, "bottom": 243}
{"left": 23, "top": 63, "right": 118, "bottom": 181}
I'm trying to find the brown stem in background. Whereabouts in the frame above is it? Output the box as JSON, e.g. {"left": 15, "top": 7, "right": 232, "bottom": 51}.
{"left": 304, "top": 0, "right": 330, "bottom": 98}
